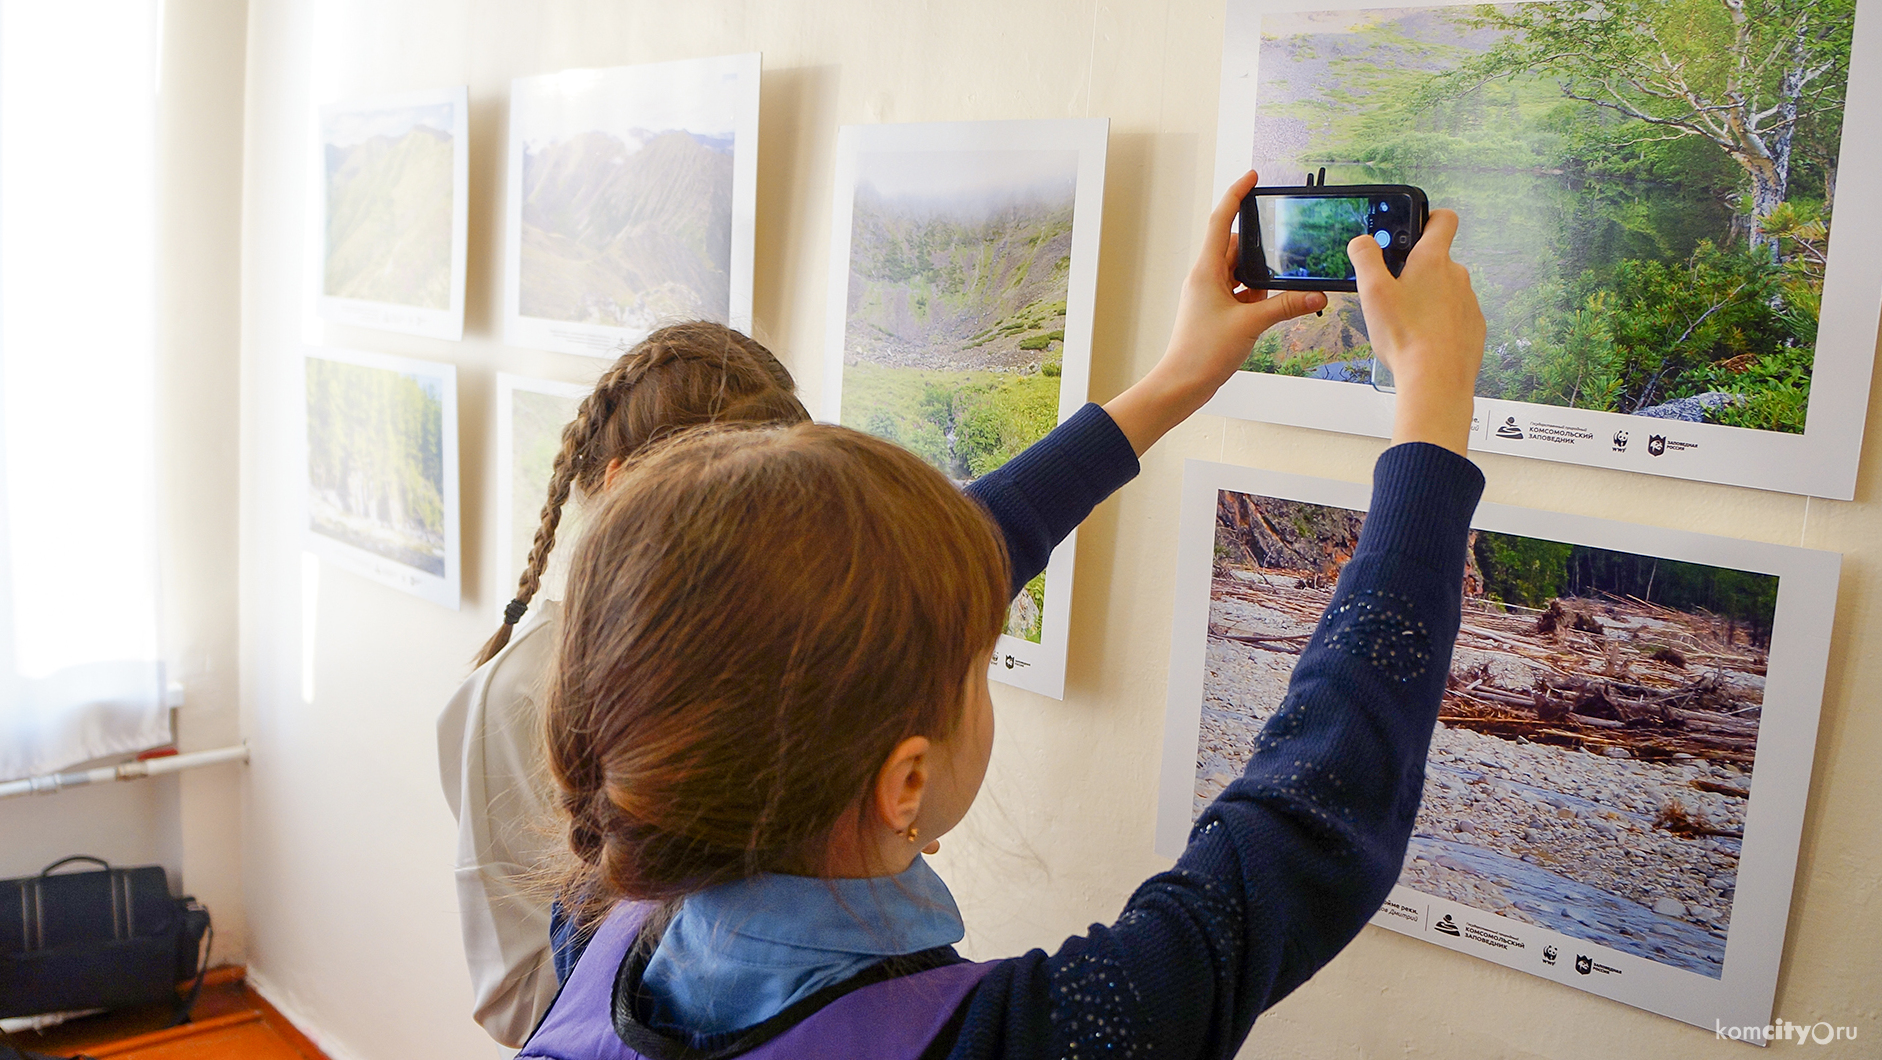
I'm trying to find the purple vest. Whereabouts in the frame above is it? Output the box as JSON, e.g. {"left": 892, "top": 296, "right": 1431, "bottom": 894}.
{"left": 519, "top": 901, "right": 996, "bottom": 1060}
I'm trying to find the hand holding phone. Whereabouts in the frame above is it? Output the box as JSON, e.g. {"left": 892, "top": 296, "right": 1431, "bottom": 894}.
{"left": 1235, "top": 184, "right": 1429, "bottom": 292}
{"left": 1348, "top": 208, "right": 1485, "bottom": 456}
{"left": 1101, "top": 170, "right": 1327, "bottom": 455}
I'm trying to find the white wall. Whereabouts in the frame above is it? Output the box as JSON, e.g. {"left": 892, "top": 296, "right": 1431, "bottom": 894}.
{"left": 160, "top": 0, "right": 250, "bottom": 968}
{"left": 236, "top": 2, "right": 1882, "bottom": 1058}
{"left": 0, "top": 774, "right": 180, "bottom": 882}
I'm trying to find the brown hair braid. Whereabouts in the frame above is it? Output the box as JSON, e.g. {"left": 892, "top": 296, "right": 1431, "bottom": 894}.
{"left": 473, "top": 322, "right": 809, "bottom": 667}
{"left": 546, "top": 424, "right": 1010, "bottom": 925}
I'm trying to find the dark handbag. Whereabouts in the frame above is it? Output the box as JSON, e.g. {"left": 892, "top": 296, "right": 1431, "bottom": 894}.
{"left": 0, "top": 856, "right": 211, "bottom": 1022}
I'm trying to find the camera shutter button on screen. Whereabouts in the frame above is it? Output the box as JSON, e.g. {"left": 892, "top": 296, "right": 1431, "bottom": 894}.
{"left": 1374, "top": 230, "right": 1392, "bottom": 249}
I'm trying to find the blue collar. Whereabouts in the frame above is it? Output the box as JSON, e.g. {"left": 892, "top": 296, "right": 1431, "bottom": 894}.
{"left": 642, "top": 857, "right": 964, "bottom": 1037}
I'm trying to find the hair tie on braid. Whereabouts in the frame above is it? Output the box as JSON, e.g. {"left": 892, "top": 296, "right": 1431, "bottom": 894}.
{"left": 503, "top": 598, "right": 529, "bottom": 626}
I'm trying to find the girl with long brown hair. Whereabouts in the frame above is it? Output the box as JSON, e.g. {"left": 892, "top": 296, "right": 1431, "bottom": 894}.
{"left": 518, "top": 171, "right": 1489, "bottom": 1060}
{"left": 439, "top": 322, "right": 812, "bottom": 1046}
{"left": 442, "top": 311, "right": 1194, "bottom": 1045}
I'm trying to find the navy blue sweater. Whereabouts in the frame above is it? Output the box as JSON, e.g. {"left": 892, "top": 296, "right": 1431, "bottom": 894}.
{"left": 951, "top": 407, "right": 1484, "bottom": 1059}
{"left": 964, "top": 402, "right": 1137, "bottom": 598}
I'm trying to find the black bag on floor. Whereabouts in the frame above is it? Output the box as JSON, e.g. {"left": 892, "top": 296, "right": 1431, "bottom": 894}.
{"left": 0, "top": 856, "right": 210, "bottom": 1021}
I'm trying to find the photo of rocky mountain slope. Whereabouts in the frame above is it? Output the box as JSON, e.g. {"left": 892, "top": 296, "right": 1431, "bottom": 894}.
{"left": 843, "top": 151, "right": 1076, "bottom": 375}
{"left": 518, "top": 127, "right": 732, "bottom": 329}
{"left": 1198, "top": 488, "right": 1777, "bottom": 978}
{"left": 839, "top": 149, "right": 1080, "bottom": 643}
{"left": 322, "top": 103, "right": 455, "bottom": 309}
{"left": 507, "top": 57, "right": 757, "bottom": 357}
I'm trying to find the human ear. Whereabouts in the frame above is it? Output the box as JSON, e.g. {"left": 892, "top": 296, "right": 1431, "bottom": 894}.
{"left": 602, "top": 456, "right": 628, "bottom": 490}
{"left": 872, "top": 736, "right": 932, "bottom": 834}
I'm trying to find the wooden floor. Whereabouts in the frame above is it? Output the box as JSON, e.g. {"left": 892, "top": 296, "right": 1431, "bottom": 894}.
{"left": 1, "top": 967, "right": 329, "bottom": 1060}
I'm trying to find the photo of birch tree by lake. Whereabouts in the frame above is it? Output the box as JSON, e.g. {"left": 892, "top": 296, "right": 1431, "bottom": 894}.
{"left": 1199, "top": 489, "right": 1776, "bottom": 976}
{"left": 307, "top": 358, "right": 447, "bottom": 577}
{"left": 323, "top": 103, "right": 455, "bottom": 309}
{"left": 839, "top": 148, "right": 1081, "bottom": 642}
{"left": 1241, "top": 0, "right": 1853, "bottom": 433}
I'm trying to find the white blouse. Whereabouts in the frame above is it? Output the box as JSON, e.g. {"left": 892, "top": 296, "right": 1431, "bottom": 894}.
{"left": 436, "top": 601, "right": 564, "bottom": 1047}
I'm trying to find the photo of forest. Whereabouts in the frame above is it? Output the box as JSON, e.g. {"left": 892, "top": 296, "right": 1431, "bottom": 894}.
{"left": 839, "top": 148, "right": 1082, "bottom": 642}
{"left": 515, "top": 77, "right": 734, "bottom": 330}
{"left": 1262, "top": 194, "right": 1371, "bottom": 280}
{"left": 307, "top": 357, "right": 448, "bottom": 577}
{"left": 1198, "top": 489, "right": 1776, "bottom": 976}
{"left": 323, "top": 103, "right": 454, "bottom": 309}
{"left": 507, "top": 386, "right": 584, "bottom": 588}
{"left": 1240, "top": 0, "right": 1854, "bottom": 433}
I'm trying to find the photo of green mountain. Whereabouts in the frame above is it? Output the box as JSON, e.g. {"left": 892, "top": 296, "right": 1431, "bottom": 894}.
{"left": 518, "top": 127, "right": 733, "bottom": 329}
{"left": 322, "top": 103, "right": 455, "bottom": 309}
{"left": 306, "top": 356, "right": 447, "bottom": 577}
{"left": 1240, "top": 0, "right": 1854, "bottom": 435}
{"left": 839, "top": 149, "right": 1080, "bottom": 643}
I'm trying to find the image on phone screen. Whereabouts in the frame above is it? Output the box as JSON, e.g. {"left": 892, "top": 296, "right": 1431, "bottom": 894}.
{"left": 1256, "top": 195, "right": 1393, "bottom": 282}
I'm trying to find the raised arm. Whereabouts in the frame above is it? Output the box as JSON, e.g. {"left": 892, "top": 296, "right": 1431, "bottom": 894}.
{"left": 946, "top": 176, "right": 1487, "bottom": 1060}
{"left": 966, "top": 170, "right": 1332, "bottom": 597}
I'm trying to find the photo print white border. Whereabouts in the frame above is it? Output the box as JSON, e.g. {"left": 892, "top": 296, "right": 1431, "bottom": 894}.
{"left": 1207, "top": 0, "right": 1882, "bottom": 500}
{"left": 310, "top": 86, "right": 469, "bottom": 341}
{"left": 493, "top": 372, "right": 592, "bottom": 616}
{"left": 1154, "top": 459, "right": 1840, "bottom": 1033}
{"left": 820, "top": 117, "right": 1110, "bottom": 700}
{"left": 301, "top": 346, "right": 461, "bottom": 610}
{"left": 503, "top": 53, "right": 760, "bottom": 358}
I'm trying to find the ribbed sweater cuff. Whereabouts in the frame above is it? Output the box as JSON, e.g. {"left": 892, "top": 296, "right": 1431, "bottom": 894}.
{"left": 999, "top": 402, "right": 1140, "bottom": 520}
{"left": 1358, "top": 442, "right": 1485, "bottom": 574}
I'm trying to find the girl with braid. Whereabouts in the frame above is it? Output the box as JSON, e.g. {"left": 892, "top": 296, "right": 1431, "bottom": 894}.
{"left": 442, "top": 305, "right": 1235, "bottom": 1044}
{"left": 440, "top": 322, "right": 813, "bottom": 1046}
{"left": 518, "top": 172, "right": 1488, "bottom": 1060}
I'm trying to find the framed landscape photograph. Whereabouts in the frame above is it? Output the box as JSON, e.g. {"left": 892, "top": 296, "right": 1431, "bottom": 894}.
{"left": 494, "top": 373, "right": 590, "bottom": 610}
{"left": 504, "top": 54, "right": 759, "bottom": 357}
{"left": 1207, "top": 0, "right": 1882, "bottom": 498}
{"left": 313, "top": 87, "right": 468, "bottom": 340}
{"left": 1155, "top": 460, "right": 1839, "bottom": 1032}
{"left": 821, "top": 118, "right": 1109, "bottom": 699}
{"left": 303, "top": 347, "right": 460, "bottom": 609}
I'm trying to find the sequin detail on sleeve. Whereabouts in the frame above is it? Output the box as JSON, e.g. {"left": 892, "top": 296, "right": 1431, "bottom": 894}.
{"left": 1321, "top": 590, "right": 1431, "bottom": 682}
{"left": 1046, "top": 950, "right": 1148, "bottom": 1058}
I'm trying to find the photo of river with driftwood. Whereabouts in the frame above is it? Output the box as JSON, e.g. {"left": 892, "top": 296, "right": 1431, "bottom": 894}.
{"left": 1196, "top": 490, "right": 1774, "bottom": 978}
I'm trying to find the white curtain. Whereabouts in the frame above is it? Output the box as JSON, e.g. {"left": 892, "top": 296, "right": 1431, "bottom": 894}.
{"left": 0, "top": 0, "right": 167, "bottom": 781}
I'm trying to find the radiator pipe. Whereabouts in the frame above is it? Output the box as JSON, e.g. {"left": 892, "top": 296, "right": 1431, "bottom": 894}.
{"left": 0, "top": 744, "right": 248, "bottom": 800}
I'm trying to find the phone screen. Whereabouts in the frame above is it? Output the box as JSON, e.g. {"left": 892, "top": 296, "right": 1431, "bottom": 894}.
{"left": 1254, "top": 195, "right": 1406, "bottom": 281}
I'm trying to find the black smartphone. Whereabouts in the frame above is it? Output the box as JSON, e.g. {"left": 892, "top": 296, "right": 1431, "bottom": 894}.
{"left": 1235, "top": 184, "right": 1429, "bottom": 293}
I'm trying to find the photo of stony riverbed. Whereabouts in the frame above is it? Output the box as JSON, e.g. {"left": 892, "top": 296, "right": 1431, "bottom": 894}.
{"left": 1195, "top": 489, "right": 1775, "bottom": 978}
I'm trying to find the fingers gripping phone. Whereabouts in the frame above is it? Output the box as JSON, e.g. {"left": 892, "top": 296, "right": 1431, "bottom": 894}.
{"left": 1233, "top": 183, "right": 1429, "bottom": 293}
{"left": 1233, "top": 182, "right": 1429, "bottom": 393}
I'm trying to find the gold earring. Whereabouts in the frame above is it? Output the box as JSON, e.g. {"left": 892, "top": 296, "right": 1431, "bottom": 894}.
{"left": 905, "top": 825, "right": 920, "bottom": 844}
